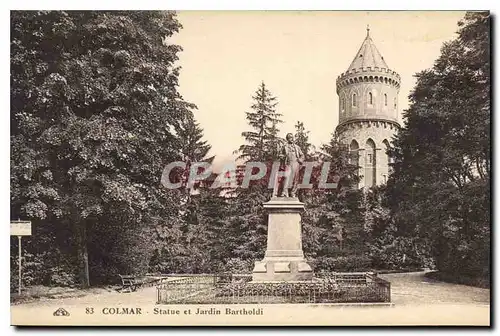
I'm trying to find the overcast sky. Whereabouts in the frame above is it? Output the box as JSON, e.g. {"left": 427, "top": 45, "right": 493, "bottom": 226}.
{"left": 170, "top": 11, "right": 466, "bottom": 168}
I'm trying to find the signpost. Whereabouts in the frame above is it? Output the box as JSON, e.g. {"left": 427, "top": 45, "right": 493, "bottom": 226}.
{"left": 10, "top": 220, "right": 32, "bottom": 296}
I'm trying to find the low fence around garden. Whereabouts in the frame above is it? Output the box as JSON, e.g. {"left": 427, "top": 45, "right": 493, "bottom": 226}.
{"left": 155, "top": 272, "right": 391, "bottom": 304}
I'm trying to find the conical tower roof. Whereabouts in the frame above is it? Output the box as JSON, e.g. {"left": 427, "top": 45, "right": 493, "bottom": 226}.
{"left": 347, "top": 27, "right": 388, "bottom": 71}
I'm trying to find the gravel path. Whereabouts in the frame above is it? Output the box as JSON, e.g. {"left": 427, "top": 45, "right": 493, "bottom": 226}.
{"left": 380, "top": 271, "right": 489, "bottom": 305}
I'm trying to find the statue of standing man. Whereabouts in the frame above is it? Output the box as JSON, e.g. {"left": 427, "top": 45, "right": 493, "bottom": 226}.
{"left": 272, "top": 133, "right": 305, "bottom": 198}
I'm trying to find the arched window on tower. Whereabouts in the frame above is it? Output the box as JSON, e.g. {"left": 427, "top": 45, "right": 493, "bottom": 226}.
{"left": 368, "top": 92, "right": 373, "bottom": 105}
{"left": 352, "top": 93, "right": 357, "bottom": 107}
{"left": 384, "top": 94, "right": 388, "bottom": 106}
{"left": 394, "top": 97, "right": 397, "bottom": 109}
{"left": 365, "top": 139, "right": 376, "bottom": 187}
{"left": 341, "top": 98, "right": 345, "bottom": 111}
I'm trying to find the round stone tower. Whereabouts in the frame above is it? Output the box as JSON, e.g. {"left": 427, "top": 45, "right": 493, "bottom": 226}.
{"left": 335, "top": 27, "right": 401, "bottom": 188}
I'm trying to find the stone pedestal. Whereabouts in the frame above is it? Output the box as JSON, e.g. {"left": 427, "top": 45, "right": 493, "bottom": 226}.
{"left": 252, "top": 197, "right": 313, "bottom": 281}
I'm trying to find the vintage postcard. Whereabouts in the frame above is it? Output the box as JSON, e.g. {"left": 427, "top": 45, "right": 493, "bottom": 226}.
{"left": 10, "top": 10, "right": 490, "bottom": 326}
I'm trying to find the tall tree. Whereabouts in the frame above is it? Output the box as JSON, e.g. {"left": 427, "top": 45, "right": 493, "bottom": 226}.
{"left": 10, "top": 11, "right": 196, "bottom": 286}
{"left": 238, "top": 82, "right": 283, "bottom": 162}
{"left": 220, "top": 82, "right": 284, "bottom": 267}
{"left": 148, "top": 108, "right": 216, "bottom": 274}
{"left": 386, "top": 12, "right": 490, "bottom": 282}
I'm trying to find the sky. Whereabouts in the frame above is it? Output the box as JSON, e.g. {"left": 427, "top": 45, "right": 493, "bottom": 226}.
{"left": 170, "top": 11, "right": 466, "bottom": 169}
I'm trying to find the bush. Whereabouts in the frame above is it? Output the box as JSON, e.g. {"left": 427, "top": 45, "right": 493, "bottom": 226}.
{"left": 434, "top": 233, "right": 490, "bottom": 283}
{"left": 223, "top": 258, "right": 254, "bottom": 273}
{"left": 48, "top": 266, "right": 77, "bottom": 287}
{"left": 367, "top": 231, "right": 435, "bottom": 271}
{"left": 10, "top": 249, "right": 78, "bottom": 292}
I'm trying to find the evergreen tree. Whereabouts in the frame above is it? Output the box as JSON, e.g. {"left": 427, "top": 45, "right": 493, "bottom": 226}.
{"left": 150, "top": 109, "right": 215, "bottom": 273}
{"left": 177, "top": 112, "right": 213, "bottom": 164}
{"left": 238, "top": 82, "right": 283, "bottom": 162}
{"left": 222, "top": 82, "right": 284, "bottom": 267}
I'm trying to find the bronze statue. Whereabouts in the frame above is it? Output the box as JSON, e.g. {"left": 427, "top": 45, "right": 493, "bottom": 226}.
{"left": 272, "top": 133, "right": 305, "bottom": 198}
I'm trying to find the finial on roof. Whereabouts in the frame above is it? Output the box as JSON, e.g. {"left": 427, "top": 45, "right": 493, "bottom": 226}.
{"left": 346, "top": 24, "right": 389, "bottom": 71}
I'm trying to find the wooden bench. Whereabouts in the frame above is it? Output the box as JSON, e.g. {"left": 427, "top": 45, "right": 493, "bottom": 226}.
{"left": 119, "top": 275, "right": 145, "bottom": 292}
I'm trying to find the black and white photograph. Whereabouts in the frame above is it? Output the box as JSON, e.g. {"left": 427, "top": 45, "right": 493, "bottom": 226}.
{"left": 9, "top": 10, "right": 491, "bottom": 326}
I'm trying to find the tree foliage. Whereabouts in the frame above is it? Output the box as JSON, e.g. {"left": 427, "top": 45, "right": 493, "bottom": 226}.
{"left": 300, "top": 130, "right": 366, "bottom": 268}
{"left": 10, "top": 10, "right": 197, "bottom": 286}
{"left": 225, "top": 82, "right": 285, "bottom": 265}
{"left": 237, "top": 82, "right": 283, "bottom": 162}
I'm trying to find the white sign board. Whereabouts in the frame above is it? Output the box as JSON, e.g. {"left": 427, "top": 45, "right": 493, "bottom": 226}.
{"left": 11, "top": 221, "right": 32, "bottom": 236}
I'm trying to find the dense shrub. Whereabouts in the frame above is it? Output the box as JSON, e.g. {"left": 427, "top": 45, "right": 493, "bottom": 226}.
{"left": 312, "top": 255, "right": 372, "bottom": 272}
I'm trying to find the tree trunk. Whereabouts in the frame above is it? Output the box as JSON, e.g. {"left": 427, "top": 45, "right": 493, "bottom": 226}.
{"left": 75, "top": 221, "right": 90, "bottom": 288}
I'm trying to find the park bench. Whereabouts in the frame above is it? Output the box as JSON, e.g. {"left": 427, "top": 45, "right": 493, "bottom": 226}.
{"left": 119, "top": 274, "right": 168, "bottom": 292}
{"left": 119, "top": 274, "right": 145, "bottom": 292}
